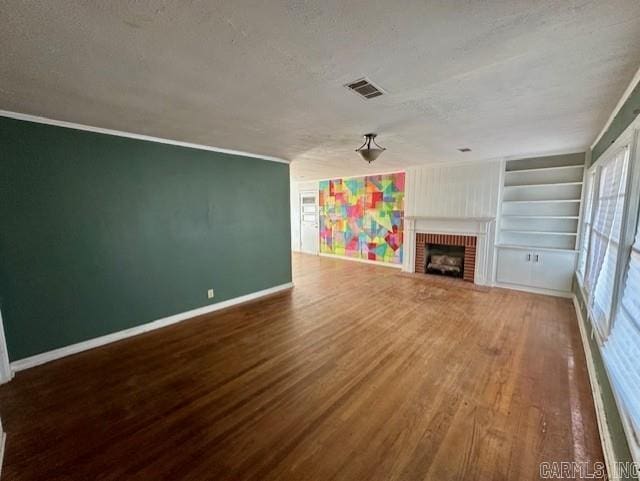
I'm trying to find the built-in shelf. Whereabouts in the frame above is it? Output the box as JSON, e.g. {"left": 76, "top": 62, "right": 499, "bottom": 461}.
{"left": 505, "top": 164, "right": 584, "bottom": 174}
{"left": 504, "top": 164, "right": 584, "bottom": 189}
{"left": 504, "top": 181, "right": 583, "bottom": 189}
{"left": 497, "top": 153, "right": 585, "bottom": 293}
{"left": 499, "top": 156, "right": 585, "bottom": 251}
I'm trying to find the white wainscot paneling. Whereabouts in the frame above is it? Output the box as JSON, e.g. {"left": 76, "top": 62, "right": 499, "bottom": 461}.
{"left": 402, "top": 161, "right": 502, "bottom": 285}
{"left": 405, "top": 160, "right": 502, "bottom": 219}
{"left": 403, "top": 217, "right": 496, "bottom": 285}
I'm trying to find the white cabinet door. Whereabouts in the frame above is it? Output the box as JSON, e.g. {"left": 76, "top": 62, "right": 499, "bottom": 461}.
{"left": 530, "top": 251, "right": 577, "bottom": 291}
{"left": 497, "top": 248, "right": 532, "bottom": 286}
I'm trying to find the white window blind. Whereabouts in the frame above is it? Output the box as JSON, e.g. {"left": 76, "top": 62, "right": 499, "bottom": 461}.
{"left": 577, "top": 171, "right": 596, "bottom": 280}
{"left": 584, "top": 146, "right": 630, "bottom": 338}
{"left": 602, "top": 212, "right": 640, "bottom": 462}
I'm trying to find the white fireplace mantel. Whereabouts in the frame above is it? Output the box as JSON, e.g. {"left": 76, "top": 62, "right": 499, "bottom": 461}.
{"left": 403, "top": 216, "right": 497, "bottom": 286}
{"left": 404, "top": 216, "right": 494, "bottom": 220}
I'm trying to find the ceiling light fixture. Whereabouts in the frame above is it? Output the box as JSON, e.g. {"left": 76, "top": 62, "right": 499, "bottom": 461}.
{"left": 356, "top": 134, "right": 386, "bottom": 163}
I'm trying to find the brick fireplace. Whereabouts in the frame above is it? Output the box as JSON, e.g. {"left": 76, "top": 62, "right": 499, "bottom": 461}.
{"left": 414, "top": 233, "right": 477, "bottom": 283}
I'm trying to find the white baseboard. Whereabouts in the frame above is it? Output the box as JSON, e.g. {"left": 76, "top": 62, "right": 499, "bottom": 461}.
{"left": 293, "top": 250, "right": 319, "bottom": 256}
{"left": 0, "top": 369, "right": 14, "bottom": 386}
{"left": 493, "top": 281, "right": 573, "bottom": 298}
{"left": 0, "top": 308, "right": 13, "bottom": 385}
{"left": 572, "top": 294, "right": 618, "bottom": 481}
{"left": 318, "top": 253, "right": 402, "bottom": 269}
{"left": 10, "top": 282, "right": 293, "bottom": 373}
{"left": 0, "top": 419, "right": 5, "bottom": 479}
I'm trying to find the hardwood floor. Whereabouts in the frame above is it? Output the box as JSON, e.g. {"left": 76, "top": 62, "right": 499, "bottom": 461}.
{"left": 0, "top": 253, "right": 603, "bottom": 480}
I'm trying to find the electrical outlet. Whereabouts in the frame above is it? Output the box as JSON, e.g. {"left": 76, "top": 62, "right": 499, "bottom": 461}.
{"left": 207, "top": 289, "right": 215, "bottom": 299}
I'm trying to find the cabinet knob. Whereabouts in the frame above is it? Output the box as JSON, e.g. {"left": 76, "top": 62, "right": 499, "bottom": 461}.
{"left": 526, "top": 253, "right": 531, "bottom": 261}
{"left": 534, "top": 254, "right": 539, "bottom": 262}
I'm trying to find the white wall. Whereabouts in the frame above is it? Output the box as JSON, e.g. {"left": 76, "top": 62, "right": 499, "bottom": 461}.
{"left": 291, "top": 162, "right": 502, "bottom": 271}
{"left": 290, "top": 180, "right": 319, "bottom": 252}
{"left": 405, "top": 160, "right": 502, "bottom": 218}
{"left": 403, "top": 160, "right": 503, "bottom": 284}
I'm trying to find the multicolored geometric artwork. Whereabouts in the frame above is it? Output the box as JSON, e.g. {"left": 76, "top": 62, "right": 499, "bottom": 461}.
{"left": 319, "top": 172, "right": 404, "bottom": 264}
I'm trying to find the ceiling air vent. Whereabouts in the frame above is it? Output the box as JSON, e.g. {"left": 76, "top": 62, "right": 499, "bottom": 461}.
{"left": 345, "top": 78, "right": 384, "bottom": 99}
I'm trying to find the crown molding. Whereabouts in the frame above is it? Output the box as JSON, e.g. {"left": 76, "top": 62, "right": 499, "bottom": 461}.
{"left": 0, "top": 110, "right": 290, "bottom": 164}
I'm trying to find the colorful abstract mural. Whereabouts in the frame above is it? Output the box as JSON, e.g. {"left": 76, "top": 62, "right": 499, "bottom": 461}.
{"left": 319, "top": 172, "right": 404, "bottom": 264}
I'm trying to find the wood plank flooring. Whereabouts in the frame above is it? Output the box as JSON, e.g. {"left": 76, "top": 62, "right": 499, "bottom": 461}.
{"left": 0, "top": 253, "right": 603, "bottom": 480}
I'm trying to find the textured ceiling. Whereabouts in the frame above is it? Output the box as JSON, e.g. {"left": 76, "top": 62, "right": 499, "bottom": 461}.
{"left": 2, "top": 1, "right": 640, "bottom": 180}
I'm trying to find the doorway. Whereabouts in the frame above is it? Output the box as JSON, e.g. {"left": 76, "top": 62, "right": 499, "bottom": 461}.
{"left": 300, "top": 191, "right": 319, "bottom": 255}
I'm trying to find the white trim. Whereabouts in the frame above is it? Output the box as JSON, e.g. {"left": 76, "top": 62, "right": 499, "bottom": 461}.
{"left": 298, "top": 190, "right": 319, "bottom": 256}
{"left": 404, "top": 218, "right": 495, "bottom": 286}
{"left": 609, "top": 130, "right": 640, "bottom": 334}
{"left": 404, "top": 216, "right": 494, "bottom": 221}
{"left": 408, "top": 227, "right": 491, "bottom": 237}
{"left": 0, "top": 419, "right": 5, "bottom": 480}
{"left": 0, "top": 309, "right": 13, "bottom": 385}
{"left": 574, "top": 158, "right": 590, "bottom": 278}
{"left": 10, "top": 282, "right": 293, "bottom": 372}
{"left": 588, "top": 116, "right": 640, "bottom": 173}
{"left": 492, "top": 159, "right": 507, "bottom": 287}
{"left": 589, "top": 123, "right": 640, "bottom": 463}
{"left": 0, "top": 110, "right": 289, "bottom": 164}
{"left": 310, "top": 169, "right": 405, "bottom": 183}
{"left": 493, "top": 282, "right": 573, "bottom": 298}
{"left": 318, "top": 253, "right": 402, "bottom": 268}
{"left": 591, "top": 66, "right": 640, "bottom": 151}
{"left": 572, "top": 294, "right": 618, "bottom": 481}
{"left": 582, "top": 120, "right": 640, "bottom": 339}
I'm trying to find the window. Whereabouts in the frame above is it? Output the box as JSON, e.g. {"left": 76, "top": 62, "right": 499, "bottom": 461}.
{"left": 584, "top": 146, "right": 630, "bottom": 338}
{"left": 577, "top": 171, "right": 596, "bottom": 281}
{"left": 578, "top": 121, "right": 640, "bottom": 464}
{"left": 602, "top": 208, "right": 640, "bottom": 462}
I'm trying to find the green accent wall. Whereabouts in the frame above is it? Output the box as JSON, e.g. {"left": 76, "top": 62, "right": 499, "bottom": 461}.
{"left": 591, "top": 79, "right": 640, "bottom": 165}
{"left": 0, "top": 117, "right": 291, "bottom": 361}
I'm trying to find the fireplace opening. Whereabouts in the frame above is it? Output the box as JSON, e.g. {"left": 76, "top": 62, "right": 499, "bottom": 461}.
{"left": 425, "top": 243, "right": 465, "bottom": 278}
{"left": 414, "top": 233, "right": 477, "bottom": 283}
